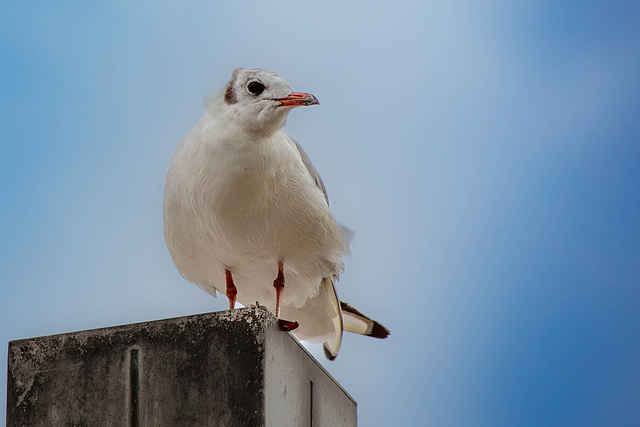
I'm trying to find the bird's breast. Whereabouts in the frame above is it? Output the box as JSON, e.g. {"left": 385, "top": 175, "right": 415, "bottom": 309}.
{"left": 167, "top": 132, "right": 336, "bottom": 265}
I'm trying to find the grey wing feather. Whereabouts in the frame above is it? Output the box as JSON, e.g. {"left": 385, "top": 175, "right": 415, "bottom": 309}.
{"left": 290, "top": 136, "right": 330, "bottom": 205}
{"left": 290, "top": 136, "right": 355, "bottom": 243}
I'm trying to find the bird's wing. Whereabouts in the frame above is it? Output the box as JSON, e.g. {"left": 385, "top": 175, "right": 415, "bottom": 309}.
{"left": 322, "top": 277, "right": 344, "bottom": 360}
{"left": 340, "top": 301, "right": 390, "bottom": 338}
{"left": 289, "top": 136, "right": 329, "bottom": 205}
{"left": 289, "top": 135, "right": 355, "bottom": 244}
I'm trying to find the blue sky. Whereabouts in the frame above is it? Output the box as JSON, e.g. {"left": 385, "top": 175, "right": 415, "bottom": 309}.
{"left": 2, "top": 1, "right": 639, "bottom": 425}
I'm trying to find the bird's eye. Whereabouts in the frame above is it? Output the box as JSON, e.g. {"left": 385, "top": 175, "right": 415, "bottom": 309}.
{"left": 247, "top": 81, "right": 265, "bottom": 95}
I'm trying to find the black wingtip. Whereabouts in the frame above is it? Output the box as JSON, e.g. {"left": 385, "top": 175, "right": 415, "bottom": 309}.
{"left": 323, "top": 344, "right": 338, "bottom": 361}
{"left": 341, "top": 301, "right": 390, "bottom": 338}
{"left": 370, "top": 321, "right": 390, "bottom": 339}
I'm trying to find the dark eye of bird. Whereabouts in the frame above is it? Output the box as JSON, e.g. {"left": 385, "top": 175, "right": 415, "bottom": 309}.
{"left": 247, "top": 81, "right": 265, "bottom": 95}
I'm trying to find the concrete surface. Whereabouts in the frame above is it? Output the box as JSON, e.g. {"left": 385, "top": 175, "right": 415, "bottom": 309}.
{"left": 6, "top": 305, "right": 356, "bottom": 426}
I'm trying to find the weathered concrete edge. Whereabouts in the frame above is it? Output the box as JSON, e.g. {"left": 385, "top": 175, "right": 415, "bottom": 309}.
{"left": 7, "top": 304, "right": 275, "bottom": 347}
{"left": 7, "top": 304, "right": 355, "bottom": 405}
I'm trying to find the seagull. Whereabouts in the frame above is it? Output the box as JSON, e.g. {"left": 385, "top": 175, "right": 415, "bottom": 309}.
{"left": 163, "top": 68, "right": 389, "bottom": 359}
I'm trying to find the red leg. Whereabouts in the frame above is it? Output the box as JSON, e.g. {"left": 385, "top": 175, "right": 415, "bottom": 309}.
{"left": 273, "top": 261, "right": 285, "bottom": 318}
{"left": 273, "top": 261, "right": 299, "bottom": 331}
{"left": 225, "top": 269, "right": 237, "bottom": 310}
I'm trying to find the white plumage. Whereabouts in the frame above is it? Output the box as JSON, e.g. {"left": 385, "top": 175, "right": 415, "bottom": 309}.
{"left": 163, "top": 68, "right": 388, "bottom": 359}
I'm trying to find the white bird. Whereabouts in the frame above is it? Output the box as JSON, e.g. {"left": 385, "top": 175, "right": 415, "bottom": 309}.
{"left": 163, "top": 68, "right": 388, "bottom": 359}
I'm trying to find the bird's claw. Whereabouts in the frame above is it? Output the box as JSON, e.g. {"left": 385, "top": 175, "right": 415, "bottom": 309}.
{"left": 278, "top": 319, "right": 299, "bottom": 331}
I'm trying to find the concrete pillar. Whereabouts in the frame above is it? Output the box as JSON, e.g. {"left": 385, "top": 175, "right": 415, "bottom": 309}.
{"left": 6, "top": 305, "right": 357, "bottom": 426}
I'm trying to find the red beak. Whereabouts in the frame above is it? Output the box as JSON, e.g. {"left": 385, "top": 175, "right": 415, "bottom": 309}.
{"left": 275, "top": 92, "right": 319, "bottom": 107}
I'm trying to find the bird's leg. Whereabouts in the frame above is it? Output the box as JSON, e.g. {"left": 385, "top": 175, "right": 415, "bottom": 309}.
{"left": 273, "top": 261, "right": 285, "bottom": 318}
{"left": 225, "top": 269, "right": 237, "bottom": 310}
{"left": 273, "top": 260, "right": 299, "bottom": 331}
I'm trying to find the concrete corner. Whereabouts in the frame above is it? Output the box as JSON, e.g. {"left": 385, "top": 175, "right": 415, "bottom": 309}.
{"left": 7, "top": 305, "right": 356, "bottom": 426}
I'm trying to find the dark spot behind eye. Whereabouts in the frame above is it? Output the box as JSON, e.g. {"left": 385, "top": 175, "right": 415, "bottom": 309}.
{"left": 224, "top": 69, "right": 240, "bottom": 104}
{"left": 247, "top": 81, "right": 265, "bottom": 95}
{"left": 225, "top": 84, "right": 237, "bottom": 104}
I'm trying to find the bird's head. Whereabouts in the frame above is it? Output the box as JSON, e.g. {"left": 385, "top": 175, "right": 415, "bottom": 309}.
{"left": 214, "top": 68, "right": 319, "bottom": 135}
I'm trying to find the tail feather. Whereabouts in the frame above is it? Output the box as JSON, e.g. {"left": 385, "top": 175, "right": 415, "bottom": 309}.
{"left": 340, "top": 301, "right": 390, "bottom": 339}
